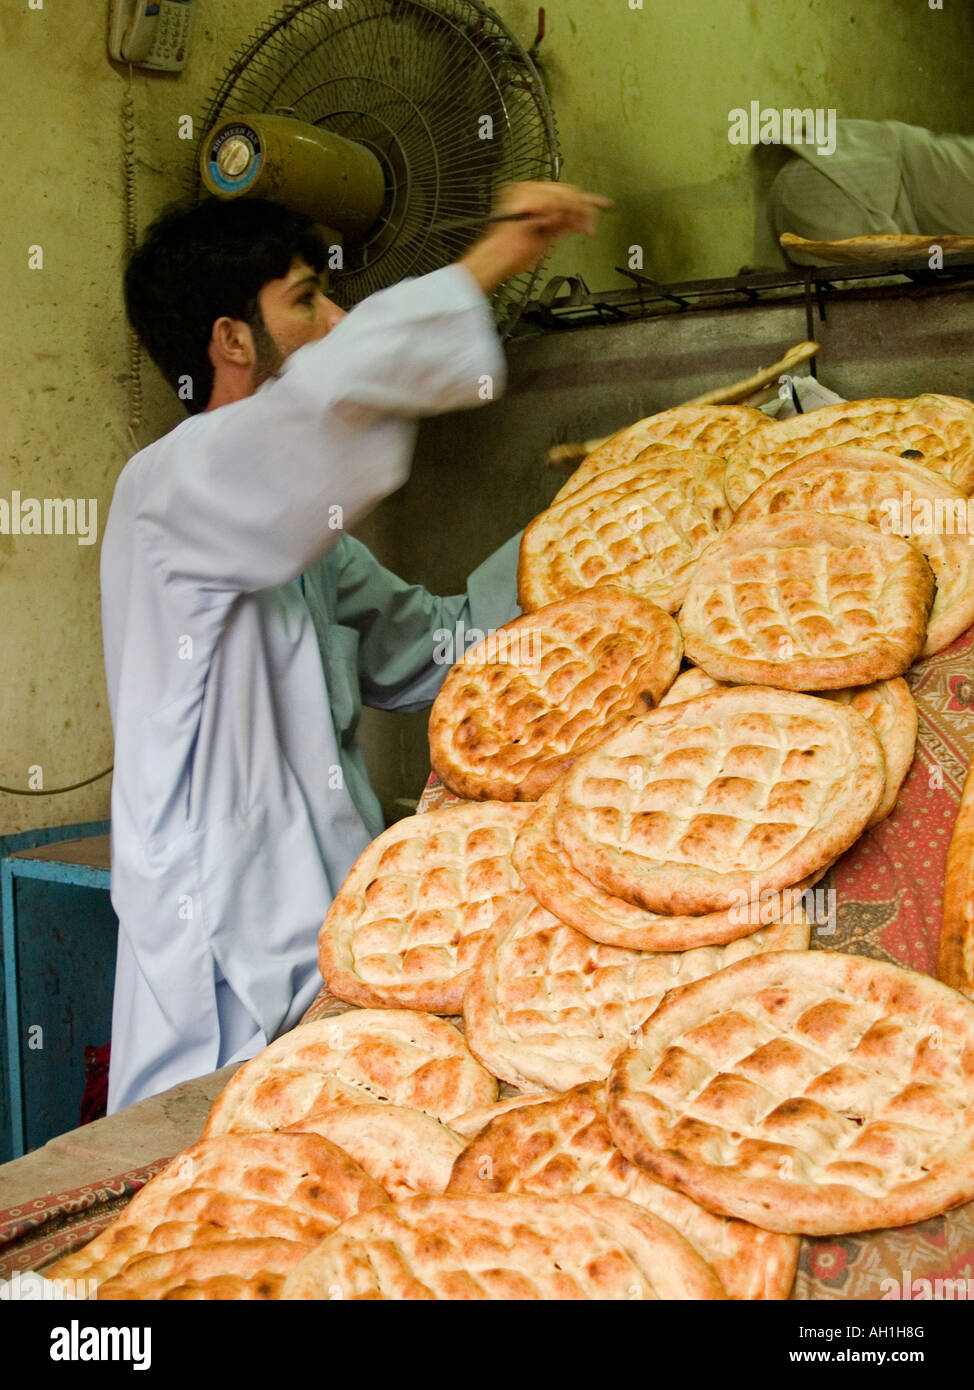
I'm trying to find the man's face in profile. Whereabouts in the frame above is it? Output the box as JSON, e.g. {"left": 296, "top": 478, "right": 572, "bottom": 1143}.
{"left": 252, "top": 257, "right": 347, "bottom": 387}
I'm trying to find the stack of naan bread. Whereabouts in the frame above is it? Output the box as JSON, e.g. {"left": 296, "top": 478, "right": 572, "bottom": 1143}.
{"left": 49, "top": 394, "right": 974, "bottom": 1299}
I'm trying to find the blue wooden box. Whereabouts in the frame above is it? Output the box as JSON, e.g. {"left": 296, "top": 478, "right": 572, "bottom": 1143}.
{"left": 0, "top": 821, "right": 115, "bottom": 1161}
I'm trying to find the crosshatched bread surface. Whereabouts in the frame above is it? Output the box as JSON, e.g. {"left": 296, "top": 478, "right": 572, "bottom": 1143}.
{"left": 518, "top": 448, "right": 733, "bottom": 614}
{"left": 607, "top": 949, "right": 974, "bottom": 1235}
{"left": 731, "top": 447, "right": 974, "bottom": 657}
{"left": 447, "top": 1082, "right": 798, "bottom": 1299}
{"left": 284, "top": 1104, "right": 465, "bottom": 1201}
{"left": 202, "top": 1012, "right": 497, "bottom": 1137}
{"left": 44, "top": 1132, "right": 388, "bottom": 1292}
{"left": 653, "top": 671, "right": 916, "bottom": 830}
{"left": 279, "top": 1193, "right": 727, "bottom": 1300}
{"left": 513, "top": 786, "right": 819, "bottom": 951}
{"left": 818, "top": 678, "right": 917, "bottom": 826}
{"left": 318, "top": 804, "right": 531, "bottom": 1011}
{"left": 555, "top": 404, "right": 769, "bottom": 502}
{"left": 680, "top": 511, "right": 934, "bottom": 689}
{"left": 428, "top": 588, "right": 682, "bottom": 801}
{"left": 462, "top": 893, "right": 808, "bottom": 1093}
{"left": 723, "top": 395, "right": 974, "bottom": 508}
{"left": 96, "top": 1237, "right": 312, "bottom": 1301}
{"left": 553, "top": 686, "right": 885, "bottom": 917}
{"left": 940, "top": 761, "right": 974, "bottom": 1001}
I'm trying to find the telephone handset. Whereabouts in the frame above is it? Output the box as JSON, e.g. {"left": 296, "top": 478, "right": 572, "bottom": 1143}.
{"left": 108, "top": 0, "right": 194, "bottom": 72}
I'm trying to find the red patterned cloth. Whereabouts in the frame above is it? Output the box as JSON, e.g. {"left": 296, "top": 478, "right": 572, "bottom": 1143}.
{"left": 0, "top": 1157, "right": 171, "bottom": 1280}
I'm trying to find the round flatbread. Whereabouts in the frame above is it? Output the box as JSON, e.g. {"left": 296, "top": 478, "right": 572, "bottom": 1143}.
{"left": 284, "top": 1104, "right": 465, "bottom": 1201}
{"left": 428, "top": 588, "right": 682, "bottom": 801}
{"left": 96, "top": 1238, "right": 311, "bottom": 1301}
{"left": 447, "top": 1082, "right": 798, "bottom": 1300}
{"left": 462, "top": 893, "right": 809, "bottom": 1093}
{"left": 554, "top": 404, "right": 769, "bottom": 502}
{"left": 318, "top": 804, "right": 530, "bottom": 1012}
{"left": 731, "top": 447, "right": 974, "bottom": 657}
{"left": 44, "top": 1132, "right": 389, "bottom": 1293}
{"left": 518, "top": 448, "right": 733, "bottom": 614}
{"left": 513, "top": 786, "right": 821, "bottom": 951}
{"left": 202, "top": 1013, "right": 497, "bottom": 1137}
{"left": 723, "top": 395, "right": 974, "bottom": 508}
{"left": 652, "top": 671, "right": 916, "bottom": 830}
{"left": 608, "top": 949, "right": 974, "bottom": 1235}
{"left": 554, "top": 686, "right": 885, "bottom": 917}
{"left": 680, "top": 511, "right": 934, "bottom": 689}
{"left": 279, "top": 1193, "right": 728, "bottom": 1300}
{"left": 818, "top": 678, "right": 917, "bottom": 826}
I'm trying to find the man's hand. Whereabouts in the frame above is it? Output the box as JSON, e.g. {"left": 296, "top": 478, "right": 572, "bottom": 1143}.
{"left": 457, "top": 181, "right": 614, "bottom": 293}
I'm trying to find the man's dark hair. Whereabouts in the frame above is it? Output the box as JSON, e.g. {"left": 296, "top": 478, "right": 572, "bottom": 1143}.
{"left": 124, "top": 197, "right": 327, "bottom": 413}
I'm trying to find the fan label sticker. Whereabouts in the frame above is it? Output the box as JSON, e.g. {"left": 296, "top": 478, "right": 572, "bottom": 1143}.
{"left": 207, "top": 123, "right": 262, "bottom": 192}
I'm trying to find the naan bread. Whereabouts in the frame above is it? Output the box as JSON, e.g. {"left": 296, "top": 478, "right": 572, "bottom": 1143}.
{"left": 553, "top": 686, "right": 885, "bottom": 916}
{"left": 429, "top": 588, "right": 681, "bottom": 800}
{"left": 608, "top": 950, "right": 974, "bottom": 1234}
{"left": 319, "top": 804, "right": 530, "bottom": 1012}
{"left": 518, "top": 448, "right": 732, "bottom": 613}
{"left": 680, "top": 511, "right": 933, "bottom": 689}
{"left": 280, "top": 1193, "right": 728, "bottom": 1300}
{"left": 447, "top": 1082, "right": 799, "bottom": 1300}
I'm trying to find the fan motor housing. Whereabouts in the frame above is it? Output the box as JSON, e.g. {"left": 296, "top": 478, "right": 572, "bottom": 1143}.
{"left": 200, "top": 114, "right": 386, "bottom": 240}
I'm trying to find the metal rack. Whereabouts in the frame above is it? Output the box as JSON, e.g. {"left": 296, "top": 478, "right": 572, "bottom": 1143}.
{"left": 518, "top": 254, "right": 974, "bottom": 336}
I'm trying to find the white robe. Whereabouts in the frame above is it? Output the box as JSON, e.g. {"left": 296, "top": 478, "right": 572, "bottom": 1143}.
{"left": 100, "top": 264, "right": 506, "bottom": 1113}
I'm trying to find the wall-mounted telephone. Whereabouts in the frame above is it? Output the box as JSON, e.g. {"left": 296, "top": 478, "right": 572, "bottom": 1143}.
{"left": 108, "top": 0, "right": 194, "bottom": 72}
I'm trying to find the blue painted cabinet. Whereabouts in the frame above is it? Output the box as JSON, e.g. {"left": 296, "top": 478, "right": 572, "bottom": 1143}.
{"left": 0, "top": 822, "right": 115, "bottom": 1161}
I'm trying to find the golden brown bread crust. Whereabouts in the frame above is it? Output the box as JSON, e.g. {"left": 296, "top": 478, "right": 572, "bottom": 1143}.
{"left": 44, "top": 1132, "right": 389, "bottom": 1293}
{"left": 446, "top": 1082, "right": 798, "bottom": 1300}
{"left": 607, "top": 949, "right": 974, "bottom": 1235}
{"left": 449, "top": 1094, "right": 558, "bottom": 1139}
{"left": 731, "top": 447, "right": 974, "bottom": 658}
{"left": 513, "top": 786, "right": 818, "bottom": 951}
{"left": 681, "top": 512, "right": 934, "bottom": 689}
{"left": 96, "top": 1238, "right": 311, "bottom": 1300}
{"left": 657, "top": 668, "right": 728, "bottom": 705}
{"left": 652, "top": 672, "right": 916, "bottom": 830}
{"left": 818, "top": 678, "right": 917, "bottom": 827}
{"left": 428, "top": 588, "right": 682, "bottom": 801}
{"left": 202, "top": 1012, "right": 497, "bottom": 1137}
{"left": 723, "top": 395, "right": 974, "bottom": 507}
{"left": 940, "top": 760, "right": 974, "bottom": 1001}
{"left": 554, "top": 404, "right": 769, "bottom": 502}
{"left": 284, "top": 1104, "right": 465, "bottom": 1200}
{"left": 318, "top": 804, "right": 530, "bottom": 1012}
{"left": 553, "top": 686, "right": 885, "bottom": 917}
{"left": 461, "top": 893, "right": 808, "bottom": 1093}
{"left": 781, "top": 231, "right": 974, "bottom": 263}
{"left": 517, "top": 448, "right": 733, "bottom": 613}
{"left": 279, "top": 1193, "right": 728, "bottom": 1299}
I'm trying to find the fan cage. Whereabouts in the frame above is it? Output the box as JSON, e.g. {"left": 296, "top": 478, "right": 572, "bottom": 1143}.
{"left": 191, "top": 0, "right": 561, "bottom": 336}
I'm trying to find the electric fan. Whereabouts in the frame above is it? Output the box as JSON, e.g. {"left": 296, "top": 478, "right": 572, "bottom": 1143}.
{"left": 192, "top": 0, "right": 560, "bottom": 336}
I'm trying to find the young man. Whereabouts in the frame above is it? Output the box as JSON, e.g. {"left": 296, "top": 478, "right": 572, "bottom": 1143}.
{"left": 101, "top": 180, "right": 610, "bottom": 1113}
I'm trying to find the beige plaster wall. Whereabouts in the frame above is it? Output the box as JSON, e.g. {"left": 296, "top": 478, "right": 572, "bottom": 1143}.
{"left": 2, "top": 0, "right": 973, "bottom": 835}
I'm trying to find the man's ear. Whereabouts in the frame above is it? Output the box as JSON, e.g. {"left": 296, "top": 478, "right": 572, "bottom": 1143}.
{"left": 209, "top": 316, "right": 255, "bottom": 369}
